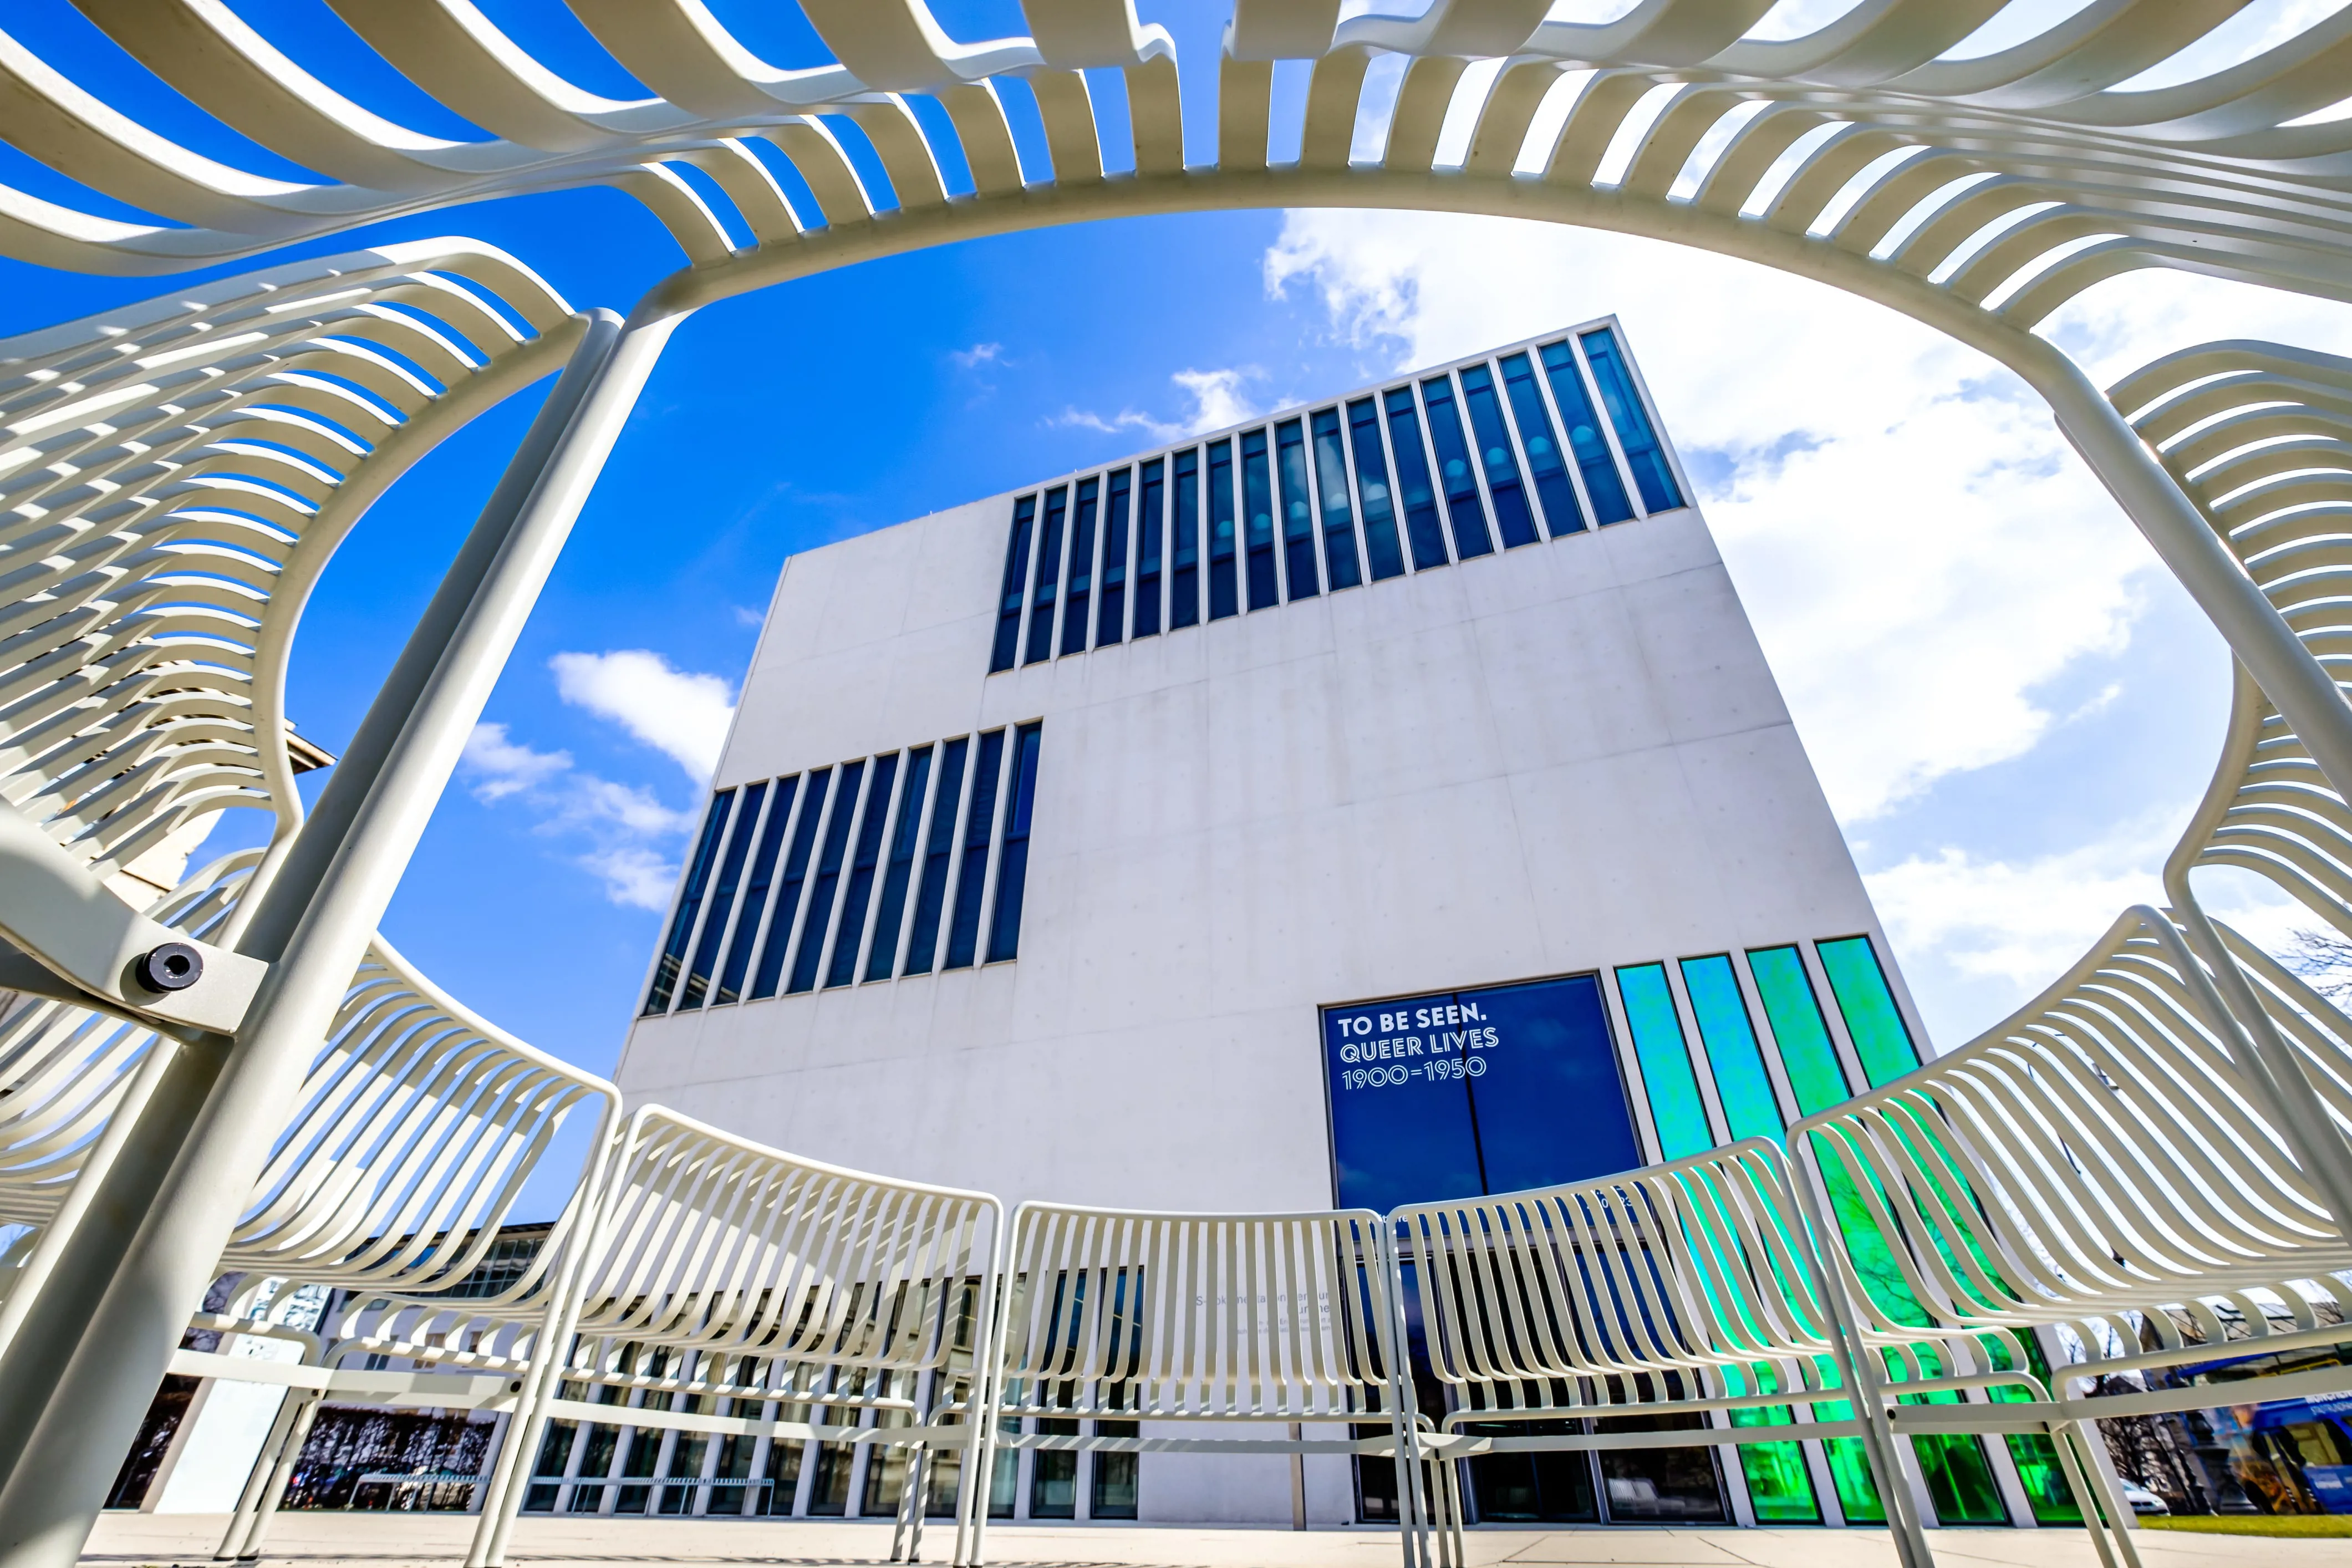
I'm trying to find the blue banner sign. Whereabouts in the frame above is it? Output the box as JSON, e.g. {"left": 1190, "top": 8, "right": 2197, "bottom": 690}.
{"left": 1321, "top": 973, "right": 1641, "bottom": 1216}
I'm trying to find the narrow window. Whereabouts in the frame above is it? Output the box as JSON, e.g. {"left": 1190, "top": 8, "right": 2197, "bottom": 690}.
{"left": 749, "top": 767, "right": 832, "bottom": 1000}
{"left": 1418, "top": 374, "right": 1493, "bottom": 560}
{"left": 679, "top": 779, "right": 766, "bottom": 1010}
{"left": 1024, "top": 487, "right": 1067, "bottom": 664}
{"left": 1539, "top": 340, "right": 1634, "bottom": 525}
{"left": 901, "top": 739, "right": 969, "bottom": 976}
{"left": 643, "top": 790, "right": 734, "bottom": 1015}
{"left": 787, "top": 759, "right": 867, "bottom": 994}
{"left": 990, "top": 497, "right": 1036, "bottom": 674}
{"left": 1096, "top": 468, "right": 1131, "bottom": 647}
{"left": 1169, "top": 449, "right": 1200, "bottom": 629}
{"left": 1240, "top": 429, "right": 1278, "bottom": 610}
{"left": 1614, "top": 963, "right": 1712, "bottom": 1160}
{"left": 1275, "top": 418, "right": 1319, "bottom": 599}
{"left": 1133, "top": 457, "right": 1164, "bottom": 638}
{"left": 1499, "top": 351, "right": 1586, "bottom": 536}
{"left": 1815, "top": 935, "right": 1920, "bottom": 1086}
{"left": 1206, "top": 437, "right": 1238, "bottom": 620}
{"left": 1346, "top": 398, "right": 1405, "bottom": 581}
{"left": 1459, "top": 362, "right": 1538, "bottom": 548}
{"left": 714, "top": 775, "right": 797, "bottom": 1005}
{"left": 944, "top": 729, "right": 1007, "bottom": 969}
{"left": 1310, "top": 408, "right": 1361, "bottom": 590}
{"left": 1381, "top": 387, "right": 1449, "bottom": 571}
{"left": 1747, "top": 946, "right": 1853, "bottom": 1117}
{"left": 1060, "top": 477, "right": 1098, "bottom": 656}
{"left": 984, "top": 721, "right": 1043, "bottom": 963}
{"left": 826, "top": 753, "right": 900, "bottom": 987}
{"left": 1578, "top": 327, "right": 1683, "bottom": 512}
{"left": 1678, "top": 954, "right": 1783, "bottom": 1142}
{"left": 859, "top": 747, "right": 930, "bottom": 982}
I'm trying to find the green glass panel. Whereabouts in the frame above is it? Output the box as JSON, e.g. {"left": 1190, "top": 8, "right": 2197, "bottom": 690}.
{"left": 1748, "top": 946, "right": 1853, "bottom": 1117}
{"left": 1729, "top": 1405, "right": 1821, "bottom": 1522}
{"left": 2002, "top": 1433, "right": 2081, "bottom": 1523}
{"left": 1818, "top": 1424, "right": 1886, "bottom": 1523}
{"left": 1818, "top": 936, "right": 1919, "bottom": 1086}
{"left": 1989, "top": 1334, "right": 2081, "bottom": 1523}
{"left": 1616, "top": 963, "right": 1713, "bottom": 1159}
{"left": 1900, "top": 1395, "right": 2008, "bottom": 1524}
{"left": 1681, "top": 955, "right": 1784, "bottom": 1142}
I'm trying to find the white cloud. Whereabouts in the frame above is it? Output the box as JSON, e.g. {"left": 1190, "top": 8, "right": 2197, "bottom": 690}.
{"left": 1052, "top": 366, "right": 1264, "bottom": 442}
{"left": 576, "top": 847, "right": 682, "bottom": 913}
{"left": 460, "top": 720, "right": 698, "bottom": 910}
{"left": 951, "top": 341, "right": 1003, "bottom": 369}
{"left": 549, "top": 649, "right": 735, "bottom": 781}
{"left": 1865, "top": 818, "right": 2180, "bottom": 996}
{"left": 460, "top": 722, "right": 570, "bottom": 802}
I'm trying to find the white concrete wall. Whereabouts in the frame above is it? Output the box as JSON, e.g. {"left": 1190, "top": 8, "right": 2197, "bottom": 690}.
{"left": 616, "top": 481, "right": 1917, "bottom": 1527}
{"left": 623, "top": 500, "right": 1903, "bottom": 1203}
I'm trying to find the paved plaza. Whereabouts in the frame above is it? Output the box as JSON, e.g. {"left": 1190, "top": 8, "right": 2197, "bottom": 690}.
{"left": 77, "top": 1515, "right": 2334, "bottom": 1568}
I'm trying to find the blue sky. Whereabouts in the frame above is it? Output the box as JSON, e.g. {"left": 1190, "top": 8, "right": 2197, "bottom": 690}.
{"left": 9, "top": 2, "right": 2352, "bottom": 1214}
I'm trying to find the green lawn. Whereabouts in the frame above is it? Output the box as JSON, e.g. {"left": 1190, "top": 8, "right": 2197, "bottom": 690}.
{"left": 2143, "top": 1515, "right": 2352, "bottom": 1538}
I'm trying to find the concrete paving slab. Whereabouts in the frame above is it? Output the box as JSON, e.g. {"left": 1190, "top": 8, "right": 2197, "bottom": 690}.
{"left": 78, "top": 1514, "right": 2337, "bottom": 1568}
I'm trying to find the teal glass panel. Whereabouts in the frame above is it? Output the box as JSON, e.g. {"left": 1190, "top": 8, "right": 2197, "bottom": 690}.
{"left": 1817, "top": 936, "right": 1920, "bottom": 1086}
{"left": 1679, "top": 955, "right": 1783, "bottom": 1142}
{"left": 1614, "top": 964, "right": 1712, "bottom": 1160}
{"left": 1747, "top": 946, "right": 1851, "bottom": 1118}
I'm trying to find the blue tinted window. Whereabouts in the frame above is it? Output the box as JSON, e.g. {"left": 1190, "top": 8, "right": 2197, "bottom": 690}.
{"left": 1615, "top": 963, "right": 1711, "bottom": 1159}
{"left": 749, "top": 767, "right": 831, "bottom": 1000}
{"left": 1275, "top": 419, "right": 1318, "bottom": 600}
{"left": 989, "top": 497, "right": 1035, "bottom": 673}
{"left": 1096, "top": 469, "right": 1130, "bottom": 646}
{"left": 900, "top": 739, "right": 968, "bottom": 976}
{"left": 1323, "top": 997, "right": 1482, "bottom": 1216}
{"left": 1539, "top": 340, "right": 1634, "bottom": 526}
{"left": 1579, "top": 327, "right": 1683, "bottom": 512}
{"left": 1499, "top": 351, "right": 1586, "bottom": 536}
{"left": 1679, "top": 954, "right": 1784, "bottom": 1142}
{"left": 1134, "top": 459, "right": 1163, "bottom": 638}
{"left": 944, "top": 729, "right": 1006, "bottom": 969}
{"left": 984, "top": 722, "right": 1042, "bottom": 963}
{"left": 1206, "top": 437, "right": 1238, "bottom": 620}
{"left": 715, "top": 774, "right": 796, "bottom": 1005}
{"left": 863, "top": 747, "right": 930, "bottom": 981}
{"left": 644, "top": 790, "right": 734, "bottom": 1015}
{"left": 1309, "top": 409, "right": 1360, "bottom": 590}
{"left": 1024, "top": 487, "right": 1066, "bottom": 664}
{"left": 680, "top": 779, "right": 766, "bottom": 1010}
{"left": 1419, "top": 374, "right": 1493, "bottom": 561}
{"left": 786, "top": 759, "right": 866, "bottom": 994}
{"left": 826, "top": 753, "right": 899, "bottom": 987}
{"left": 1459, "top": 363, "right": 1539, "bottom": 548}
{"left": 1169, "top": 449, "right": 1199, "bottom": 629}
{"left": 1241, "top": 429, "right": 1278, "bottom": 610}
{"left": 1469, "top": 975, "right": 1641, "bottom": 1193}
{"left": 1347, "top": 399, "right": 1405, "bottom": 581}
{"left": 1382, "top": 387, "right": 1449, "bottom": 571}
{"left": 1323, "top": 974, "right": 1640, "bottom": 1212}
{"left": 1060, "top": 478, "right": 1097, "bottom": 656}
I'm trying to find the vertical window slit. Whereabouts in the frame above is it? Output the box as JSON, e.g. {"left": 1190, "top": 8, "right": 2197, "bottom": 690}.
{"left": 944, "top": 729, "right": 1007, "bottom": 969}
{"left": 863, "top": 746, "right": 933, "bottom": 982}
{"left": 680, "top": 780, "right": 767, "bottom": 1010}
{"left": 787, "top": 758, "right": 868, "bottom": 994}
{"left": 643, "top": 790, "right": 734, "bottom": 1016}
{"left": 990, "top": 496, "right": 1036, "bottom": 673}
{"left": 901, "top": 738, "right": 970, "bottom": 976}
{"left": 826, "top": 753, "right": 900, "bottom": 987}
{"left": 984, "top": 722, "right": 1043, "bottom": 963}
{"left": 716, "top": 775, "right": 798, "bottom": 1005}
{"left": 749, "top": 767, "right": 833, "bottom": 1000}
{"left": 1061, "top": 477, "right": 1098, "bottom": 656}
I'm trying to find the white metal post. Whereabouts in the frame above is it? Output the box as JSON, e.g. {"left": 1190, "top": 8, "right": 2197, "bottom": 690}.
{"left": 0, "top": 310, "right": 614, "bottom": 1491}
{"left": 0, "top": 308, "right": 673, "bottom": 1568}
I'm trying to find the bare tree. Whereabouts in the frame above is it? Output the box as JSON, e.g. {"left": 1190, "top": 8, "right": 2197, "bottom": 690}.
{"left": 2284, "top": 926, "right": 2352, "bottom": 1002}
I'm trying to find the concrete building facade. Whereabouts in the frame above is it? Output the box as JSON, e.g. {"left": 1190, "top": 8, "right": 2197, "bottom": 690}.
{"left": 612, "top": 320, "right": 1994, "bottom": 1530}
